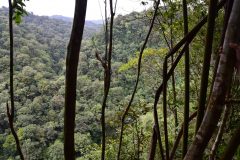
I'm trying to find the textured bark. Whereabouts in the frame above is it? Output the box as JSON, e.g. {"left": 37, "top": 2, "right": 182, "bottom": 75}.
{"left": 209, "top": 105, "right": 230, "bottom": 160}
{"left": 195, "top": 0, "right": 219, "bottom": 134}
{"left": 184, "top": 0, "right": 240, "bottom": 159}
{"left": 221, "top": 125, "right": 240, "bottom": 160}
{"left": 149, "top": 0, "right": 226, "bottom": 158}
{"left": 209, "top": 0, "right": 234, "bottom": 106}
{"left": 7, "top": 0, "right": 24, "bottom": 159}
{"left": 64, "top": 0, "right": 87, "bottom": 159}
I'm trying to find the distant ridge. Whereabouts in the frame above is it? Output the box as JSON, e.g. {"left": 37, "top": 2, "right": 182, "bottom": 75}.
{"left": 50, "top": 15, "right": 103, "bottom": 37}
{"left": 50, "top": 15, "right": 73, "bottom": 22}
{"left": 50, "top": 15, "right": 103, "bottom": 25}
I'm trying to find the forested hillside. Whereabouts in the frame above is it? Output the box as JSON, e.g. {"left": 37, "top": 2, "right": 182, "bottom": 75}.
{"left": 0, "top": 7, "right": 162, "bottom": 159}
{"left": 1, "top": 0, "right": 240, "bottom": 159}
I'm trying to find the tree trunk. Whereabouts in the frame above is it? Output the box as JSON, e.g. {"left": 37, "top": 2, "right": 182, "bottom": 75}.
{"left": 221, "top": 125, "right": 240, "bottom": 160}
{"left": 195, "top": 0, "right": 219, "bottom": 133}
{"left": 64, "top": 0, "right": 87, "bottom": 159}
{"left": 209, "top": 105, "right": 230, "bottom": 160}
{"left": 170, "top": 112, "right": 197, "bottom": 160}
{"left": 182, "top": 0, "right": 189, "bottom": 158}
{"left": 184, "top": 0, "right": 240, "bottom": 159}
{"left": 117, "top": 1, "right": 162, "bottom": 159}
{"left": 8, "top": 0, "right": 24, "bottom": 159}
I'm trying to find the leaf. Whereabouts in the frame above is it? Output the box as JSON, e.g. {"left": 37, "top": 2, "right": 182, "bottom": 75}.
{"left": 13, "top": 14, "right": 22, "bottom": 24}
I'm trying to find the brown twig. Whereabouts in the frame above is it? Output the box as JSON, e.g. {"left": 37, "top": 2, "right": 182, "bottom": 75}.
{"left": 100, "top": 1, "right": 115, "bottom": 159}
{"left": 96, "top": 52, "right": 107, "bottom": 69}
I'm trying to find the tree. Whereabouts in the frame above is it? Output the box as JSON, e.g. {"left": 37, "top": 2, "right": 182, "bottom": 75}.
{"left": 184, "top": 0, "right": 240, "bottom": 159}
{"left": 64, "top": 0, "right": 87, "bottom": 159}
{"left": 6, "top": 0, "right": 27, "bottom": 159}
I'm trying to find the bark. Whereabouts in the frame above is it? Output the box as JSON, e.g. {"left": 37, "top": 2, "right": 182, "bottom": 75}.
{"left": 182, "top": 0, "right": 189, "bottom": 158}
{"left": 209, "top": 105, "right": 230, "bottom": 160}
{"left": 100, "top": 1, "right": 116, "bottom": 159}
{"left": 184, "top": 0, "right": 240, "bottom": 159}
{"left": 207, "top": 0, "right": 234, "bottom": 117}
{"left": 8, "top": 0, "right": 24, "bottom": 159}
{"left": 64, "top": 0, "right": 87, "bottom": 159}
{"left": 163, "top": 58, "right": 169, "bottom": 160}
{"left": 221, "top": 125, "right": 240, "bottom": 160}
{"left": 152, "top": 43, "right": 190, "bottom": 160}
{"left": 149, "top": 0, "right": 226, "bottom": 157}
{"left": 195, "top": 0, "right": 219, "bottom": 133}
{"left": 104, "top": 0, "right": 108, "bottom": 61}
{"left": 148, "top": 126, "right": 157, "bottom": 160}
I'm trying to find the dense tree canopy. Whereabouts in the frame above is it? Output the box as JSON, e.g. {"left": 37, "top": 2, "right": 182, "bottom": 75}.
{"left": 0, "top": 0, "right": 240, "bottom": 159}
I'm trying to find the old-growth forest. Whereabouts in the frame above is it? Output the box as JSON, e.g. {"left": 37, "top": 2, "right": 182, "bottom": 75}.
{"left": 0, "top": 0, "right": 240, "bottom": 159}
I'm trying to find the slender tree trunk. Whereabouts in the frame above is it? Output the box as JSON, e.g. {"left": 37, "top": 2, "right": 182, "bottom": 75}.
{"left": 182, "top": 0, "right": 189, "bottom": 158}
{"left": 100, "top": 1, "right": 115, "bottom": 159}
{"left": 163, "top": 58, "right": 169, "bottom": 160}
{"left": 148, "top": 126, "right": 157, "bottom": 160}
{"left": 221, "top": 125, "right": 240, "bottom": 160}
{"left": 104, "top": 0, "right": 108, "bottom": 61}
{"left": 117, "top": 1, "right": 162, "bottom": 159}
{"left": 170, "top": 0, "right": 178, "bottom": 136}
{"left": 64, "top": 0, "right": 87, "bottom": 159}
{"left": 157, "top": 9, "right": 179, "bottom": 138}
{"left": 149, "top": 0, "right": 226, "bottom": 157}
{"left": 7, "top": 0, "right": 24, "bottom": 159}
{"left": 195, "top": 0, "right": 219, "bottom": 133}
{"left": 208, "top": 0, "right": 234, "bottom": 107}
{"left": 184, "top": 1, "right": 240, "bottom": 159}
{"left": 170, "top": 112, "right": 197, "bottom": 160}
{"left": 209, "top": 105, "right": 230, "bottom": 160}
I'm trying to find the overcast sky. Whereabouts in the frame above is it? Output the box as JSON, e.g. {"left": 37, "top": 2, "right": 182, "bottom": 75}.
{"left": 0, "top": 0, "right": 151, "bottom": 20}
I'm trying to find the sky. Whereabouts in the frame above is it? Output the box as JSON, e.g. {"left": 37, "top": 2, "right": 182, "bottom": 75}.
{"left": 0, "top": 0, "right": 152, "bottom": 20}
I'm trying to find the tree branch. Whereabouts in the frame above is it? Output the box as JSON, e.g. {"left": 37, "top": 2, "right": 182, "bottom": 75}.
{"left": 117, "top": 1, "right": 164, "bottom": 159}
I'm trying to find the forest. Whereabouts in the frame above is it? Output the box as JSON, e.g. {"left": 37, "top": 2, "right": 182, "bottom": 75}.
{"left": 0, "top": 0, "right": 240, "bottom": 159}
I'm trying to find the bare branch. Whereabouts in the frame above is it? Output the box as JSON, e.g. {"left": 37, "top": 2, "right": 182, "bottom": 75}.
{"left": 117, "top": 1, "right": 165, "bottom": 159}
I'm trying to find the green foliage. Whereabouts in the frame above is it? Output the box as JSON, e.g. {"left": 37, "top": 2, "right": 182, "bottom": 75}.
{"left": 13, "top": 0, "right": 29, "bottom": 24}
{"left": 118, "top": 48, "right": 168, "bottom": 72}
{"left": 46, "top": 140, "right": 64, "bottom": 160}
{"left": 0, "top": 0, "right": 237, "bottom": 159}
